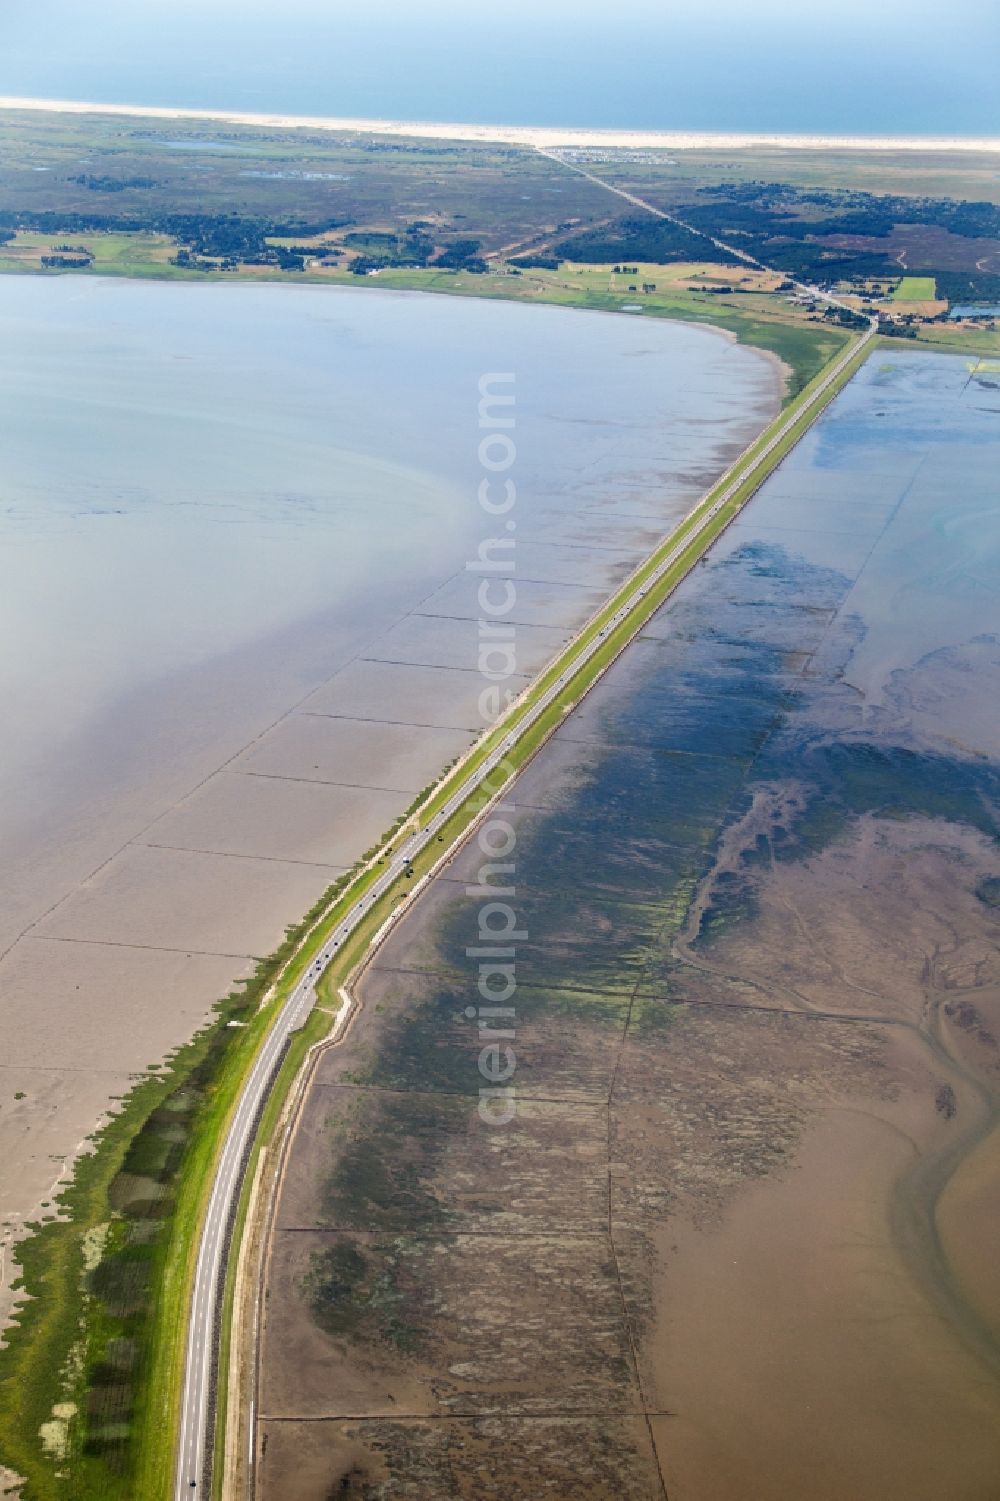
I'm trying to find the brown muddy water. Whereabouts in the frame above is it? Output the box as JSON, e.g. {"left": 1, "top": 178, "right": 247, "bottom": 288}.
{"left": 0, "top": 275, "right": 779, "bottom": 1314}
{"left": 257, "top": 349, "right": 1000, "bottom": 1499}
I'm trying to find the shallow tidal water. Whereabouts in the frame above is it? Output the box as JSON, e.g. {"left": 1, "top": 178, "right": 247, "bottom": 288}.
{"left": 0, "top": 275, "right": 778, "bottom": 1302}
{"left": 258, "top": 349, "right": 1000, "bottom": 1500}
{"left": 0, "top": 276, "right": 775, "bottom": 939}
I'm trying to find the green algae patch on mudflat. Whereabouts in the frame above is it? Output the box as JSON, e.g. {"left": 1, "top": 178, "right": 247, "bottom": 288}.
{"left": 348, "top": 966, "right": 632, "bottom": 1103}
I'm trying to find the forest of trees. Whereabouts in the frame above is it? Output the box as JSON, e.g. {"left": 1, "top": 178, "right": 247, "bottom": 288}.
{"left": 520, "top": 180, "right": 1000, "bottom": 300}
{"left": 69, "top": 174, "right": 159, "bottom": 193}
{"left": 680, "top": 181, "right": 1000, "bottom": 287}
{"left": 433, "top": 237, "right": 487, "bottom": 272}
{"left": 535, "top": 213, "right": 715, "bottom": 267}
{"left": 934, "top": 268, "right": 1000, "bottom": 304}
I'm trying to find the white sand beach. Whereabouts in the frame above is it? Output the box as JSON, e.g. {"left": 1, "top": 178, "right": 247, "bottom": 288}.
{"left": 2, "top": 94, "right": 1000, "bottom": 153}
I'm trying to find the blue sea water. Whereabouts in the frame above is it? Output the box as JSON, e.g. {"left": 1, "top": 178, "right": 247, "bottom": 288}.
{"left": 0, "top": 1, "right": 996, "bottom": 137}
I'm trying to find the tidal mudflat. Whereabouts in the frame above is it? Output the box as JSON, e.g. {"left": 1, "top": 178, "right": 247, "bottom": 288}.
{"left": 0, "top": 276, "right": 779, "bottom": 1314}
{"left": 257, "top": 350, "right": 1000, "bottom": 1499}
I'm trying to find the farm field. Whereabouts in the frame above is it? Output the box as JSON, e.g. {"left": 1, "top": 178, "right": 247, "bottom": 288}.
{"left": 0, "top": 228, "right": 176, "bottom": 274}
{"left": 894, "top": 275, "right": 937, "bottom": 299}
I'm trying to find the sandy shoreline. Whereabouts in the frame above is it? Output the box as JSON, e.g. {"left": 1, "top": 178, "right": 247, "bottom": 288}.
{"left": 2, "top": 94, "right": 1000, "bottom": 154}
